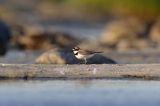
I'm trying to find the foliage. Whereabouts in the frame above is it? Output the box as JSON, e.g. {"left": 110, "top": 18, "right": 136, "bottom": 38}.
{"left": 49, "top": 0, "right": 160, "bottom": 20}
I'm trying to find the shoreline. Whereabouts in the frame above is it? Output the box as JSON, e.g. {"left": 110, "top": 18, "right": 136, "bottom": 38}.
{"left": 0, "top": 64, "right": 159, "bottom": 80}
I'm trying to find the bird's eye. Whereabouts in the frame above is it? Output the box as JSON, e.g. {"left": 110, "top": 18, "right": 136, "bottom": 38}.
{"left": 75, "top": 52, "right": 78, "bottom": 55}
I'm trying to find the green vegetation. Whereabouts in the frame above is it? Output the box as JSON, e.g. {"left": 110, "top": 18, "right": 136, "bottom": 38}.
{"left": 49, "top": 0, "right": 160, "bottom": 20}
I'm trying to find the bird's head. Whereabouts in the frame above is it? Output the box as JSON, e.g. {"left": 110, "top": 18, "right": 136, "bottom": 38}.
{"left": 72, "top": 46, "right": 80, "bottom": 51}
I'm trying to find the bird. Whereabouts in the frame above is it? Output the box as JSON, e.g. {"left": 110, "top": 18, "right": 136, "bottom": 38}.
{"left": 72, "top": 46, "right": 102, "bottom": 64}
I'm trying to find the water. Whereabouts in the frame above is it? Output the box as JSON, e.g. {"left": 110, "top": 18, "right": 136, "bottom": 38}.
{"left": 48, "top": 23, "right": 104, "bottom": 39}
{"left": 0, "top": 80, "right": 160, "bottom": 106}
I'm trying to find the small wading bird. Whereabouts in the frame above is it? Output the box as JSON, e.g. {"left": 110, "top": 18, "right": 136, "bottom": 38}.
{"left": 72, "top": 46, "right": 102, "bottom": 64}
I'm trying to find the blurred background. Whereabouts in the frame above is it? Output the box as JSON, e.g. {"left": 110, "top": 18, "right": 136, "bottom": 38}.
{"left": 0, "top": 0, "right": 160, "bottom": 63}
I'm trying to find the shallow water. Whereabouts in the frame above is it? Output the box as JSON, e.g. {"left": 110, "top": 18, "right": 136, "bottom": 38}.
{"left": 0, "top": 80, "right": 160, "bottom": 106}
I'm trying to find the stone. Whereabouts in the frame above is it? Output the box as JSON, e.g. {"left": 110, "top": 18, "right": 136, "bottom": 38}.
{"left": 35, "top": 49, "right": 79, "bottom": 64}
{"left": 35, "top": 49, "right": 116, "bottom": 64}
{"left": 17, "top": 33, "right": 53, "bottom": 50}
{"left": 100, "top": 18, "right": 148, "bottom": 50}
{"left": 86, "top": 54, "right": 116, "bottom": 64}
{"left": 11, "top": 26, "right": 81, "bottom": 50}
{"left": 0, "top": 20, "right": 10, "bottom": 56}
{"left": 149, "top": 20, "right": 160, "bottom": 44}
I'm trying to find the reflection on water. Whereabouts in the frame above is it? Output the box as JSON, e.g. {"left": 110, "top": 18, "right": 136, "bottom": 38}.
{"left": 0, "top": 80, "right": 160, "bottom": 106}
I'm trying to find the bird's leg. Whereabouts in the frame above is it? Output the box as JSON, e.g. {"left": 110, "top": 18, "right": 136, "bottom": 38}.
{"left": 84, "top": 58, "right": 87, "bottom": 64}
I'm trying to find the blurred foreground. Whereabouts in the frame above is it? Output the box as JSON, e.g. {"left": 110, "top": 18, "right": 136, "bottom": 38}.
{"left": 0, "top": 80, "right": 160, "bottom": 106}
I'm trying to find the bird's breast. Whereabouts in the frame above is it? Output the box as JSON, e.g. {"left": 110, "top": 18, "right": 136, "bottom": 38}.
{"left": 75, "top": 53, "right": 86, "bottom": 59}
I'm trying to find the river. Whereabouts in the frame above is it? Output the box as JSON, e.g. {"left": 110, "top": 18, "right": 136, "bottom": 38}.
{"left": 0, "top": 79, "right": 160, "bottom": 106}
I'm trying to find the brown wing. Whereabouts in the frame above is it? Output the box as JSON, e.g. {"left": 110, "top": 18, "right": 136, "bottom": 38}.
{"left": 78, "top": 50, "right": 102, "bottom": 55}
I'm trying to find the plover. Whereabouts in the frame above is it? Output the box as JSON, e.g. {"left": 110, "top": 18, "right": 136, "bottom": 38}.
{"left": 72, "top": 46, "right": 102, "bottom": 64}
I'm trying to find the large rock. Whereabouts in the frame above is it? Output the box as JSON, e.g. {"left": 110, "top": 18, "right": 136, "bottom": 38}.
{"left": 9, "top": 24, "right": 25, "bottom": 48}
{"left": 100, "top": 18, "right": 148, "bottom": 50}
{"left": 35, "top": 48, "right": 116, "bottom": 64}
{"left": 17, "top": 33, "right": 53, "bottom": 50}
{"left": 0, "top": 20, "right": 10, "bottom": 56}
{"left": 11, "top": 25, "right": 81, "bottom": 50}
{"left": 149, "top": 20, "right": 160, "bottom": 45}
{"left": 35, "top": 49, "right": 79, "bottom": 64}
{"left": 86, "top": 54, "right": 116, "bottom": 64}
